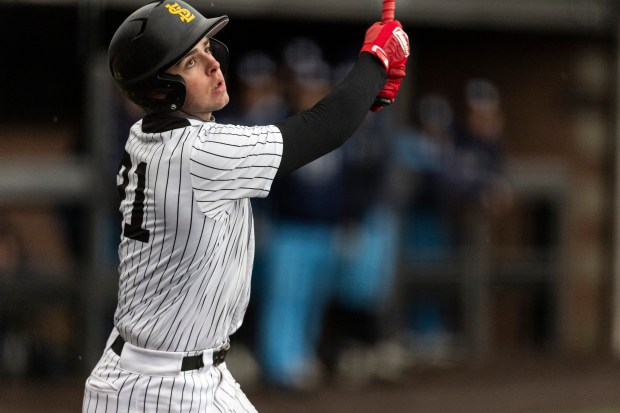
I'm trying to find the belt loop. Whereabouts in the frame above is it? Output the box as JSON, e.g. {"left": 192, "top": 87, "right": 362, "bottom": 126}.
{"left": 213, "top": 341, "right": 230, "bottom": 367}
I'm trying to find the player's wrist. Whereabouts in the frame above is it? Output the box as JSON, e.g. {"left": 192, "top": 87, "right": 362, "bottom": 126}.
{"left": 360, "top": 46, "right": 389, "bottom": 72}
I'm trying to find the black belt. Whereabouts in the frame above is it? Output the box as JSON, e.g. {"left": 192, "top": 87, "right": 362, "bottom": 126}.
{"left": 110, "top": 335, "right": 229, "bottom": 371}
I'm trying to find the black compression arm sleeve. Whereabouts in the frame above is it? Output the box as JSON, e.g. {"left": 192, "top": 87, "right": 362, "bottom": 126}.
{"left": 274, "top": 53, "right": 386, "bottom": 176}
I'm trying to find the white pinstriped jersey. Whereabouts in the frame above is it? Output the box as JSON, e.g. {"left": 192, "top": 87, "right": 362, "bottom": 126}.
{"left": 114, "top": 117, "right": 282, "bottom": 352}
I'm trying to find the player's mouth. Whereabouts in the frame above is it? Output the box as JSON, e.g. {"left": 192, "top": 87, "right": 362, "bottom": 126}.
{"left": 214, "top": 79, "right": 226, "bottom": 93}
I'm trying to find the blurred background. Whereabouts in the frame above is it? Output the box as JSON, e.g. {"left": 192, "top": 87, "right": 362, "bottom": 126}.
{"left": 2, "top": 0, "right": 620, "bottom": 412}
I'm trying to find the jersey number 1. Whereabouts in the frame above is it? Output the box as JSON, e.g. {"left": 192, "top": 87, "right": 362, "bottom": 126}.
{"left": 118, "top": 150, "right": 150, "bottom": 243}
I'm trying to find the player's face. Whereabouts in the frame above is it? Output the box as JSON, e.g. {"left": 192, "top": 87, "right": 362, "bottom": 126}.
{"left": 167, "top": 37, "right": 229, "bottom": 120}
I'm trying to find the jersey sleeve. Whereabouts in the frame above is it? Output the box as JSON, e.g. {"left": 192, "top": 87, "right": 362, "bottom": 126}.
{"left": 190, "top": 123, "right": 283, "bottom": 218}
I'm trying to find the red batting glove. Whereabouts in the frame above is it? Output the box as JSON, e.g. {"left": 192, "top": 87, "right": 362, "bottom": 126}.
{"left": 361, "top": 21, "right": 410, "bottom": 111}
{"left": 360, "top": 20, "right": 410, "bottom": 74}
{"left": 371, "top": 72, "right": 404, "bottom": 112}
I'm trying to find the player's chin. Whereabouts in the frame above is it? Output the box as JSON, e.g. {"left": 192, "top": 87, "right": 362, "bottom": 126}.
{"left": 213, "top": 93, "right": 230, "bottom": 111}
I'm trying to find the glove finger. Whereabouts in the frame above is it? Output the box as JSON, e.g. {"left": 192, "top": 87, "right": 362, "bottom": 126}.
{"left": 374, "top": 21, "right": 404, "bottom": 47}
{"left": 387, "top": 66, "right": 406, "bottom": 79}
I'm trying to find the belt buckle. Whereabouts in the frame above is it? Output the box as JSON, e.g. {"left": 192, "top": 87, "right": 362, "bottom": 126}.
{"left": 213, "top": 341, "right": 230, "bottom": 366}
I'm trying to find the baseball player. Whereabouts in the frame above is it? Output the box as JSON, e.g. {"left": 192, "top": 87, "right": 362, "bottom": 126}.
{"left": 82, "top": 1, "right": 409, "bottom": 412}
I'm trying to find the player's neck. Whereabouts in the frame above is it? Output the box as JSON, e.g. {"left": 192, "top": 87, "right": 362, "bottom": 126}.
{"left": 179, "top": 110, "right": 215, "bottom": 122}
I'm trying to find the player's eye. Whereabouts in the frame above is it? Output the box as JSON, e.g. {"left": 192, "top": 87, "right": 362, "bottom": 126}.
{"left": 185, "top": 58, "right": 196, "bottom": 69}
{"left": 204, "top": 46, "right": 212, "bottom": 55}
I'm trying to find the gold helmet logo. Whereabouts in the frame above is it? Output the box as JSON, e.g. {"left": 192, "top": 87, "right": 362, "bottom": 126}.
{"left": 165, "top": 2, "right": 195, "bottom": 23}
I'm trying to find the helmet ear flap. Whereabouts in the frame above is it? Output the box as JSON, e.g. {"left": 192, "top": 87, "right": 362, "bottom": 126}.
{"left": 143, "top": 73, "right": 186, "bottom": 113}
{"left": 210, "top": 38, "right": 229, "bottom": 76}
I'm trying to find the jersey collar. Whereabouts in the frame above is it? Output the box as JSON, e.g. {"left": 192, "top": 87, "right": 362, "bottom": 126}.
{"left": 142, "top": 112, "right": 215, "bottom": 133}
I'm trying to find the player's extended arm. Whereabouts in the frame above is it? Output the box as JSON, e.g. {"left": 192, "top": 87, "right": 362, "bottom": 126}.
{"left": 275, "top": 54, "right": 384, "bottom": 176}
{"left": 275, "top": 21, "right": 409, "bottom": 176}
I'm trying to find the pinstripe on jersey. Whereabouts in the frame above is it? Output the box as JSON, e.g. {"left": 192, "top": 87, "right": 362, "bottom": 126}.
{"left": 114, "top": 118, "right": 282, "bottom": 352}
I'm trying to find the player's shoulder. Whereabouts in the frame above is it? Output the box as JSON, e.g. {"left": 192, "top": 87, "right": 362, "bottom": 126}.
{"left": 140, "top": 114, "right": 279, "bottom": 136}
{"left": 198, "top": 123, "right": 281, "bottom": 141}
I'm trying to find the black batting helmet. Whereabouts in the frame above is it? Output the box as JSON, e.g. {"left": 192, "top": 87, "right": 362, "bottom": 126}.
{"left": 108, "top": 0, "right": 229, "bottom": 113}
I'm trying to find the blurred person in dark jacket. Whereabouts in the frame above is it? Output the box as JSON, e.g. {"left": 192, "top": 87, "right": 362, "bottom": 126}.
{"left": 255, "top": 41, "right": 342, "bottom": 390}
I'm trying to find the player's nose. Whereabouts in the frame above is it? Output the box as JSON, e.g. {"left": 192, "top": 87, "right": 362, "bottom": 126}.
{"left": 203, "top": 52, "right": 220, "bottom": 75}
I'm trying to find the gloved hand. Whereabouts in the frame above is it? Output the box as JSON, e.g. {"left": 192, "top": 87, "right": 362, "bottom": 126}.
{"left": 360, "top": 21, "right": 410, "bottom": 111}
{"left": 370, "top": 64, "right": 406, "bottom": 112}
{"left": 360, "top": 20, "right": 409, "bottom": 74}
